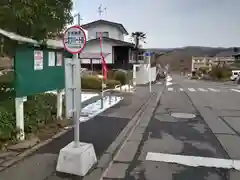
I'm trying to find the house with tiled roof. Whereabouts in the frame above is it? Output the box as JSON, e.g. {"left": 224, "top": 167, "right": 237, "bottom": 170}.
{"left": 81, "top": 19, "right": 138, "bottom": 70}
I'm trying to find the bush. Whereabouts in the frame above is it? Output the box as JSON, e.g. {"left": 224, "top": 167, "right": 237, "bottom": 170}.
{"left": 24, "top": 93, "right": 57, "bottom": 133}
{"left": 0, "top": 110, "right": 17, "bottom": 142}
{"left": 209, "top": 67, "right": 231, "bottom": 80}
{"left": 107, "top": 70, "right": 115, "bottom": 79}
{"left": 0, "top": 71, "right": 14, "bottom": 101}
{"left": 0, "top": 93, "right": 58, "bottom": 144}
{"left": 113, "top": 71, "right": 127, "bottom": 85}
{"left": 81, "top": 75, "right": 102, "bottom": 90}
{"left": 106, "top": 79, "right": 120, "bottom": 89}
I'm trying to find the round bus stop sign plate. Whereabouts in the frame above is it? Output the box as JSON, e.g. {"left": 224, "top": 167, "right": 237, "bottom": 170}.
{"left": 63, "top": 25, "right": 86, "bottom": 54}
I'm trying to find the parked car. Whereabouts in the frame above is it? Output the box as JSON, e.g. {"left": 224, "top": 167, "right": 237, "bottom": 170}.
{"left": 230, "top": 70, "right": 240, "bottom": 81}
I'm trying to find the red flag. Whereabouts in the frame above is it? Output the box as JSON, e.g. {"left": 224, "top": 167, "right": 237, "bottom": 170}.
{"left": 101, "top": 54, "right": 107, "bottom": 80}
{"left": 99, "top": 34, "right": 107, "bottom": 80}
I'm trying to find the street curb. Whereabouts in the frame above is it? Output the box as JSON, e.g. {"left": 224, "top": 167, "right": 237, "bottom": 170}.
{"left": 83, "top": 88, "right": 165, "bottom": 180}
{"left": 0, "top": 128, "right": 71, "bottom": 172}
{"left": 82, "top": 93, "right": 154, "bottom": 180}
{"left": 102, "top": 89, "right": 165, "bottom": 179}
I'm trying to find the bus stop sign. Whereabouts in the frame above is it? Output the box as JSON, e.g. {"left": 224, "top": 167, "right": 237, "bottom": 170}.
{"left": 63, "top": 25, "right": 86, "bottom": 54}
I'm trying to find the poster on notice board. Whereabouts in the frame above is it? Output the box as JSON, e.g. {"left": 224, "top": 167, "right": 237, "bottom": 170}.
{"left": 56, "top": 52, "right": 62, "bottom": 66}
{"left": 48, "top": 51, "right": 55, "bottom": 67}
{"left": 34, "top": 50, "right": 43, "bottom": 70}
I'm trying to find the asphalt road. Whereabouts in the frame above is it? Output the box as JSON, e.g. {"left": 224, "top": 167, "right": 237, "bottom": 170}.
{"left": 0, "top": 85, "right": 158, "bottom": 180}
{"left": 124, "top": 75, "right": 240, "bottom": 180}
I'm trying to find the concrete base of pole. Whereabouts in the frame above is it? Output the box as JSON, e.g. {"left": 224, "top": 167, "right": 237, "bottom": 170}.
{"left": 56, "top": 141, "right": 97, "bottom": 176}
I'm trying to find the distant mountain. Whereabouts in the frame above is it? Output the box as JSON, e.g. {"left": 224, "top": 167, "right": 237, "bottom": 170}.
{"left": 150, "top": 46, "right": 239, "bottom": 72}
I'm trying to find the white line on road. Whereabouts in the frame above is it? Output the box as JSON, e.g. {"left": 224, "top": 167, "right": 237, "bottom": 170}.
{"left": 198, "top": 88, "right": 207, "bottom": 92}
{"left": 146, "top": 152, "right": 240, "bottom": 170}
{"left": 208, "top": 88, "right": 220, "bottom": 92}
{"left": 168, "top": 87, "right": 174, "bottom": 92}
{"left": 179, "top": 88, "right": 184, "bottom": 91}
{"left": 188, "top": 88, "right": 196, "bottom": 92}
{"left": 231, "top": 89, "right": 240, "bottom": 93}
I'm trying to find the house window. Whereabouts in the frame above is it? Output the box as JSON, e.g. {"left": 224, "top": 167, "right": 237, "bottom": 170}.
{"left": 96, "top": 32, "right": 109, "bottom": 38}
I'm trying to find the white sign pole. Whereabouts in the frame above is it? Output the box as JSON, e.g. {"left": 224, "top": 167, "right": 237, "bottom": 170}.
{"left": 73, "top": 53, "right": 80, "bottom": 147}
{"left": 76, "top": 13, "right": 81, "bottom": 147}
{"left": 57, "top": 16, "right": 97, "bottom": 177}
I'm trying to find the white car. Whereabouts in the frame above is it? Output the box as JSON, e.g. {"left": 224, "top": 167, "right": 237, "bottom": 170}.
{"left": 230, "top": 70, "right": 240, "bottom": 81}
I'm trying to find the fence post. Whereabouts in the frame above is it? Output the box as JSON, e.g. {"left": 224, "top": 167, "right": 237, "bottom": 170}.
{"left": 15, "top": 97, "right": 25, "bottom": 140}
{"left": 101, "top": 91, "right": 104, "bottom": 109}
{"left": 109, "top": 92, "right": 111, "bottom": 105}
{"left": 57, "top": 89, "right": 63, "bottom": 120}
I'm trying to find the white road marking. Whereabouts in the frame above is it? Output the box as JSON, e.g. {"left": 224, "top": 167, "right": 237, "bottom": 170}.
{"left": 208, "top": 88, "right": 220, "bottom": 92}
{"left": 231, "top": 89, "right": 240, "bottom": 93}
{"left": 146, "top": 152, "right": 240, "bottom": 170}
{"left": 179, "top": 88, "right": 184, "bottom": 91}
{"left": 188, "top": 88, "right": 196, "bottom": 92}
{"left": 168, "top": 87, "right": 174, "bottom": 92}
{"left": 166, "top": 82, "right": 173, "bottom": 86}
{"left": 198, "top": 88, "right": 208, "bottom": 92}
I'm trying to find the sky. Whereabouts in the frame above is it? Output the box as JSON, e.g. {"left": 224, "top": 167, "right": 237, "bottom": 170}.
{"left": 72, "top": 0, "right": 240, "bottom": 48}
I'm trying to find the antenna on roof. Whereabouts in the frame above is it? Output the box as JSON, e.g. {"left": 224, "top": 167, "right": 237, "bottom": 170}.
{"left": 98, "top": 4, "right": 107, "bottom": 19}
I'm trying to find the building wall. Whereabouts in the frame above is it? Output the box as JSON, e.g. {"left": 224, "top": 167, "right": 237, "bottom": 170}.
{"left": 85, "top": 24, "right": 124, "bottom": 41}
{"left": 135, "top": 65, "right": 156, "bottom": 84}
{"left": 191, "top": 56, "right": 234, "bottom": 71}
{"left": 81, "top": 41, "right": 115, "bottom": 64}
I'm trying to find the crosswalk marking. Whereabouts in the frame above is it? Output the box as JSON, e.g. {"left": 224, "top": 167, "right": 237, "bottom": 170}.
{"left": 231, "top": 89, "right": 240, "bottom": 92}
{"left": 198, "top": 88, "right": 207, "bottom": 92}
{"left": 208, "top": 88, "right": 220, "bottom": 92}
{"left": 166, "top": 86, "right": 240, "bottom": 93}
{"left": 166, "top": 87, "right": 240, "bottom": 93}
{"left": 188, "top": 88, "right": 196, "bottom": 92}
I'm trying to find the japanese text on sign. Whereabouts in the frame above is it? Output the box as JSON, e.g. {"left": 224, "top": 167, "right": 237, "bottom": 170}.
{"left": 63, "top": 26, "right": 86, "bottom": 54}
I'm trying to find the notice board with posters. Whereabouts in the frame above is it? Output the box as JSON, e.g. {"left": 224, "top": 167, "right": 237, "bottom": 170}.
{"left": 14, "top": 44, "right": 65, "bottom": 97}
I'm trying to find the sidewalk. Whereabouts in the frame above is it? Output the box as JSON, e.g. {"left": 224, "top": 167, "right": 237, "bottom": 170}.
{"left": 0, "top": 84, "right": 165, "bottom": 180}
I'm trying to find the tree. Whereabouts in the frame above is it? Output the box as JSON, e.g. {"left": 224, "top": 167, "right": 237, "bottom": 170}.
{"left": 131, "top": 32, "right": 146, "bottom": 62}
{"left": 0, "top": 0, "right": 73, "bottom": 56}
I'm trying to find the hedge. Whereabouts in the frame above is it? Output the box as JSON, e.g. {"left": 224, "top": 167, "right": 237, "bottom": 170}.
{"left": 81, "top": 75, "right": 120, "bottom": 90}
{"left": 81, "top": 75, "right": 102, "bottom": 90}
{"left": 113, "top": 71, "right": 127, "bottom": 85}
